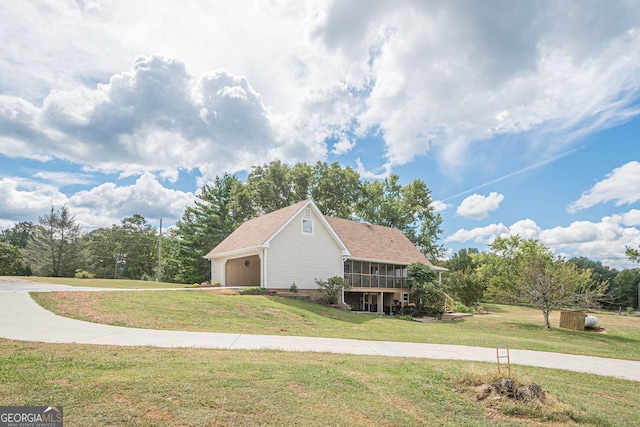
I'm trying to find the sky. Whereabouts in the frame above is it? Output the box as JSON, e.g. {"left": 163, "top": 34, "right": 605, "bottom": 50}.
{"left": 1, "top": 0, "right": 640, "bottom": 269}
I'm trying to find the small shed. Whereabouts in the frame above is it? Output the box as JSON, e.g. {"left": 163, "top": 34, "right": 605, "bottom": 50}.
{"left": 559, "top": 311, "right": 586, "bottom": 331}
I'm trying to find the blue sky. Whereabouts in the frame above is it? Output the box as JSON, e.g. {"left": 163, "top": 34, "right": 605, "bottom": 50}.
{"left": 1, "top": 1, "right": 639, "bottom": 269}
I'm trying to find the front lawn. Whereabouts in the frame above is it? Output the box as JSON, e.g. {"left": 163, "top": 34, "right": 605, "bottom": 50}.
{"left": 31, "top": 291, "right": 640, "bottom": 361}
{"left": 1, "top": 339, "right": 639, "bottom": 426}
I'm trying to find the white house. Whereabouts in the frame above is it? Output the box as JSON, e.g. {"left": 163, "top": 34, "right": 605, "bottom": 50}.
{"left": 204, "top": 199, "right": 446, "bottom": 313}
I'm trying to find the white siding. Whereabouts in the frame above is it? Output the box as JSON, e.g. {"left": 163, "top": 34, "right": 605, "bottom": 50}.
{"left": 266, "top": 209, "right": 343, "bottom": 289}
{"left": 211, "top": 259, "right": 225, "bottom": 285}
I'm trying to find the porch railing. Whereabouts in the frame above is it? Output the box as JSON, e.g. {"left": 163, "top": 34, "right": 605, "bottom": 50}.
{"left": 444, "top": 293, "right": 454, "bottom": 313}
{"left": 344, "top": 273, "right": 407, "bottom": 289}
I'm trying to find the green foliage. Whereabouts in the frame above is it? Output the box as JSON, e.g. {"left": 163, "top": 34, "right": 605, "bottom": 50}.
{"left": 176, "top": 173, "right": 246, "bottom": 283}
{"left": 310, "top": 161, "right": 361, "bottom": 218}
{"left": 474, "top": 235, "right": 524, "bottom": 304}
{"left": 610, "top": 269, "right": 640, "bottom": 309}
{"left": 25, "top": 205, "right": 82, "bottom": 277}
{"left": 289, "top": 282, "right": 298, "bottom": 293}
{"left": 626, "top": 245, "right": 640, "bottom": 263}
{"left": 316, "top": 276, "right": 351, "bottom": 305}
{"left": 475, "top": 236, "right": 605, "bottom": 329}
{"left": 355, "top": 174, "right": 444, "bottom": 259}
{"left": 446, "top": 247, "right": 479, "bottom": 272}
{"left": 0, "top": 242, "right": 28, "bottom": 275}
{"left": 74, "top": 269, "right": 94, "bottom": 279}
{"left": 83, "top": 214, "right": 158, "bottom": 280}
{"left": 443, "top": 270, "right": 486, "bottom": 307}
{"left": 452, "top": 301, "right": 473, "bottom": 313}
{"left": 407, "top": 262, "right": 445, "bottom": 316}
{"left": 0, "top": 221, "right": 35, "bottom": 248}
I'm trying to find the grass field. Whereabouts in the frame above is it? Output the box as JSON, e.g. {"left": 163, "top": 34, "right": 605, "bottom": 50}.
{"left": 32, "top": 290, "right": 640, "bottom": 361}
{"left": 9, "top": 276, "right": 183, "bottom": 289}
{"left": 2, "top": 339, "right": 639, "bottom": 426}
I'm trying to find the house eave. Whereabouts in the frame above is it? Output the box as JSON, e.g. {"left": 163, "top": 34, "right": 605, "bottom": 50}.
{"left": 345, "top": 256, "right": 446, "bottom": 271}
{"left": 204, "top": 246, "right": 266, "bottom": 259}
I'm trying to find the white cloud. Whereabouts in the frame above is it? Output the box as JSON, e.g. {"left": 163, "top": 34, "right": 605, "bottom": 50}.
{"left": 432, "top": 200, "right": 451, "bottom": 213}
{"left": 508, "top": 219, "right": 542, "bottom": 241}
{"left": 321, "top": 2, "right": 640, "bottom": 171}
{"left": 0, "top": 177, "right": 68, "bottom": 223}
{"left": 33, "top": 171, "right": 97, "bottom": 187}
{"left": 1, "top": 2, "right": 639, "bottom": 178}
{"left": 69, "top": 173, "right": 195, "bottom": 229}
{"left": 445, "top": 213, "right": 640, "bottom": 269}
{"left": 445, "top": 223, "right": 509, "bottom": 244}
{"left": 456, "top": 192, "right": 504, "bottom": 220}
{"left": 354, "top": 158, "right": 392, "bottom": 180}
{"left": 0, "top": 174, "right": 194, "bottom": 231}
{"left": 331, "top": 137, "right": 355, "bottom": 155}
{"left": 568, "top": 161, "right": 640, "bottom": 213}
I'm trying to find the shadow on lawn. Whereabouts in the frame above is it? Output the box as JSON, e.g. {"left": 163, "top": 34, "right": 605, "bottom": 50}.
{"left": 267, "top": 296, "right": 378, "bottom": 325}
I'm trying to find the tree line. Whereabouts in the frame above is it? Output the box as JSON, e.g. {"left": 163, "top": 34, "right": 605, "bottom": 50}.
{"left": 1, "top": 160, "right": 638, "bottom": 327}
{"left": 440, "top": 236, "right": 639, "bottom": 329}
{"left": 0, "top": 161, "right": 444, "bottom": 284}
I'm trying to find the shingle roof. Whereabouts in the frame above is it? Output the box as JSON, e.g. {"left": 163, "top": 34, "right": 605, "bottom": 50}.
{"left": 324, "top": 216, "right": 433, "bottom": 266}
{"left": 206, "top": 199, "right": 434, "bottom": 267}
{"left": 204, "top": 200, "right": 309, "bottom": 257}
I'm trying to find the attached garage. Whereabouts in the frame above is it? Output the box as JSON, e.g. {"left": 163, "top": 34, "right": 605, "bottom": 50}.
{"left": 225, "top": 255, "right": 260, "bottom": 287}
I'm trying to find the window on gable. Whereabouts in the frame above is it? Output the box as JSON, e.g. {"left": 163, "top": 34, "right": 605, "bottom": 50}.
{"left": 302, "top": 218, "right": 313, "bottom": 235}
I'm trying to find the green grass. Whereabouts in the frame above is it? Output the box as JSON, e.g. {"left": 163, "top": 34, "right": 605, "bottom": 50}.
{"left": 2, "top": 339, "right": 639, "bottom": 426}
{"left": 10, "top": 276, "right": 184, "bottom": 289}
{"left": 32, "top": 291, "right": 640, "bottom": 361}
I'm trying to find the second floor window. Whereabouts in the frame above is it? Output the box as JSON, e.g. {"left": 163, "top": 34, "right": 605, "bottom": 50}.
{"left": 302, "top": 218, "right": 313, "bottom": 235}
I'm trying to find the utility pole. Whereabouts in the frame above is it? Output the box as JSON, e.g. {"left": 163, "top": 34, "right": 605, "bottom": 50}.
{"left": 157, "top": 218, "right": 162, "bottom": 282}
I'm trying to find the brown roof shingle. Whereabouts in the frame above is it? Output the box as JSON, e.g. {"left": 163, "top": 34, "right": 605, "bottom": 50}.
{"left": 206, "top": 200, "right": 434, "bottom": 266}
{"left": 324, "top": 216, "right": 433, "bottom": 266}
{"left": 205, "top": 200, "right": 309, "bottom": 257}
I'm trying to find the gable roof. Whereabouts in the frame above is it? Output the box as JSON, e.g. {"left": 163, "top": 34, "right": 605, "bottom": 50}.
{"left": 204, "top": 200, "right": 310, "bottom": 258}
{"left": 324, "top": 216, "right": 434, "bottom": 266}
{"left": 206, "top": 199, "right": 438, "bottom": 267}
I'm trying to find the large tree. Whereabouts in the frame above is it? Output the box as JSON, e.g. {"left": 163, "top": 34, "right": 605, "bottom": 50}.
{"left": 83, "top": 227, "right": 122, "bottom": 279}
{"left": 0, "top": 221, "right": 35, "bottom": 248}
{"left": 610, "top": 269, "right": 640, "bottom": 310}
{"left": 0, "top": 242, "right": 28, "bottom": 275}
{"left": 311, "top": 161, "right": 361, "bottom": 218}
{"left": 176, "top": 174, "right": 248, "bottom": 283}
{"left": 476, "top": 237, "right": 604, "bottom": 329}
{"left": 26, "top": 205, "right": 82, "bottom": 277}
{"left": 118, "top": 214, "right": 158, "bottom": 280}
{"left": 355, "top": 174, "right": 444, "bottom": 258}
{"left": 443, "top": 248, "right": 484, "bottom": 307}
{"left": 407, "top": 261, "right": 445, "bottom": 316}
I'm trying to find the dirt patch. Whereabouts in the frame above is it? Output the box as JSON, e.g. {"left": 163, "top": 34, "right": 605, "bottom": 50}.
{"left": 202, "top": 289, "right": 239, "bottom": 295}
{"left": 459, "top": 377, "right": 581, "bottom": 425}
{"left": 474, "top": 378, "right": 545, "bottom": 403}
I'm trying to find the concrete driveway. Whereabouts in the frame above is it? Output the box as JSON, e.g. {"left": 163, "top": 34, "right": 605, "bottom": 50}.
{"left": 1, "top": 278, "right": 639, "bottom": 382}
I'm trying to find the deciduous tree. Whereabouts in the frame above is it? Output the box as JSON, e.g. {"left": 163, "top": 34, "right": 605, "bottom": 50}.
{"left": 476, "top": 237, "right": 604, "bottom": 329}
{"left": 0, "top": 242, "right": 28, "bottom": 275}
{"left": 356, "top": 175, "right": 443, "bottom": 258}
{"left": 407, "top": 262, "right": 444, "bottom": 316}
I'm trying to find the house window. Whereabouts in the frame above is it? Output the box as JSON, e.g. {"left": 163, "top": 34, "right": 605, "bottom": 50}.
{"left": 302, "top": 218, "right": 313, "bottom": 235}
{"left": 402, "top": 292, "right": 409, "bottom": 303}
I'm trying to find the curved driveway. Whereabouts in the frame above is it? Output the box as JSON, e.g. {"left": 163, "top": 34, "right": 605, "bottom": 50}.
{"left": 1, "top": 279, "right": 639, "bottom": 382}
